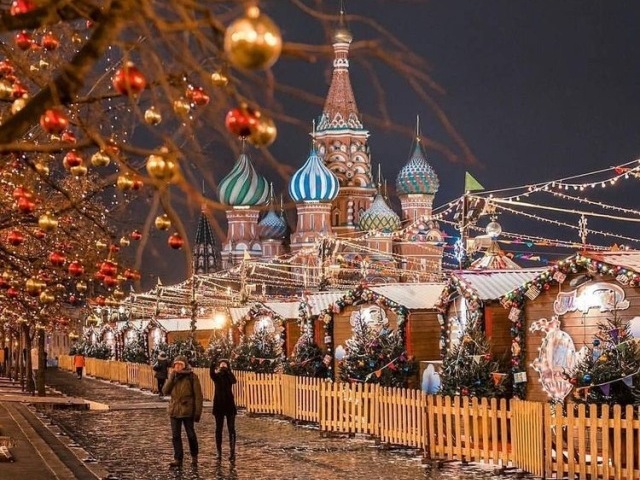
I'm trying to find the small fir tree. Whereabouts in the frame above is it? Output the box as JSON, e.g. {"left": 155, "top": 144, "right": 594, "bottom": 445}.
{"left": 206, "top": 332, "right": 234, "bottom": 366}
{"left": 439, "top": 315, "right": 509, "bottom": 398}
{"left": 569, "top": 310, "right": 640, "bottom": 405}
{"left": 232, "top": 328, "right": 282, "bottom": 373}
{"left": 166, "top": 338, "right": 208, "bottom": 367}
{"left": 338, "top": 313, "right": 416, "bottom": 387}
{"left": 284, "top": 333, "right": 324, "bottom": 377}
{"left": 121, "top": 331, "right": 149, "bottom": 364}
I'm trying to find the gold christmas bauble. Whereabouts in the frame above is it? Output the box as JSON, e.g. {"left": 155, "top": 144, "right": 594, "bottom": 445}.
{"left": 112, "top": 288, "right": 125, "bottom": 300}
{"left": 248, "top": 115, "right": 277, "bottom": 147}
{"left": 70, "top": 164, "right": 88, "bottom": 177}
{"left": 0, "top": 80, "right": 13, "bottom": 100}
{"left": 173, "top": 98, "right": 191, "bottom": 117}
{"left": 91, "top": 151, "right": 111, "bottom": 167}
{"left": 224, "top": 6, "right": 282, "bottom": 70}
{"left": 76, "top": 280, "right": 88, "bottom": 293}
{"left": 38, "top": 212, "right": 58, "bottom": 232}
{"left": 119, "top": 236, "right": 130, "bottom": 247}
{"left": 95, "top": 240, "right": 107, "bottom": 249}
{"left": 144, "top": 106, "right": 162, "bottom": 125}
{"left": 155, "top": 214, "right": 171, "bottom": 230}
{"left": 116, "top": 173, "right": 134, "bottom": 190}
{"left": 26, "top": 278, "right": 44, "bottom": 295}
{"left": 39, "top": 290, "right": 55, "bottom": 304}
{"left": 11, "top": 97, "right": 27, "bottom": 114}
{"left": 146, "top": 150, "right": 178, "bottom": 182}
{"left": 211, "top": 71, "right": 229, "bottom": 87}
{"left": 34, "top": 162, "right": 50, "bottom": 176}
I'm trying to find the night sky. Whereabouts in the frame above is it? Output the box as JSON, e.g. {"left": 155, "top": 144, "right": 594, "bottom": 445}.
{"left": 151, "top": 1, "right": 640, "bottom": 286}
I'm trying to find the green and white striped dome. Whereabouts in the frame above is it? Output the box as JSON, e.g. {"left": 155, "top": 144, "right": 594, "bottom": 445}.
{"left": 359, "top": 194, "right": 401, "bottom": 233}
{"left": 218, "top": 153, "right": 269, "bottom": 207}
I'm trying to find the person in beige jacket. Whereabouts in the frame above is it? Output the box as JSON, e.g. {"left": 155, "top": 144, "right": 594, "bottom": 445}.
{"left": 163, "top": 355, "right": 204, "bottom": 469}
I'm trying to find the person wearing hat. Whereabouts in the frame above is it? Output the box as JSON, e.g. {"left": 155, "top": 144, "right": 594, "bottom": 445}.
{"left": 163, "top": 355, "right": 204, "bottom": 469}
{"left": 153, "top": 352, "right": 170, "bottom": 398}
{"left": 210, "top": 358, "right": 237, "bottom": 462}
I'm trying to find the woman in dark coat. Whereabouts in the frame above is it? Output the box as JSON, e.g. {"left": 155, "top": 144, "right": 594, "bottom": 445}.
{"left": 209, "top": 358, "right": 237, "bottom": 462}
{"left": 153, "top": 352, "right": 169, "bottom": 397}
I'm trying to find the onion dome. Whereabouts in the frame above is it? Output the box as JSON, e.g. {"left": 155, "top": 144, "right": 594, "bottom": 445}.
{"left": 289, "top": 149, "right": 339, "bottom": 203}
{"left": 396, "top": 142, "right": 439, "bottom": 195}
{"left": 218, "top": 153, "right": 269, "bottom": 207}
{"left": 359, "top": 194, "right": 401, "bottom": 233}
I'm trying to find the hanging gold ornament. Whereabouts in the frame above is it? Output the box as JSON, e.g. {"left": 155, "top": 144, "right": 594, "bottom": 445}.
{"left": 38, "top": 212, "right": 58, "bottom": 232}
{"left": 154, "top": 214, "right": 171, "bottom": 230}
{"left": 146, "top": 148, "right": 178, "bottom": 182}
{"left": 26, "top": 277, "right": 44, "bottom": 296}
{"left": 71, "top": 31, "right": 83, "bottom": 44}
{"left": 91, "top": 151, "right": 111, "bottom": 167}
{"left": 224, "top": 5, "right": 282, "bottom": 70}
{"left": 34, "top": 161, "right": 50, "bottom": 176}
{"left": 248, "top": 115, "right": 277, "bottom": 147}
{"left": 113, "top": 288, "right": 125, "bottom": 301}
{"left": 39, "top": 290, "right": 55, "bottom": 304}
{"left": 11, "top": 96, "right": 27, "bottom": 114}
{"left": 70, "top": 164, "right": 88, "bottom": 177}
{"left": 0, "top": 80, "right": 13, "bottom": 100}
{"left": 76, "top": 280, "right": 88, "bottom": 293}
{"left": 116, "top": 173, "right": 134, "bottom": 191}
{"left": 144, "top": 106, "right": 162, "bottom": 125}
{"left": 211, "top": 71, "right": 229, "bottom": 87}
{"left": 119, "top": 236, "right": 130, "bottom": 247}
{"left": 95, "top": 239, "right": 107, "bottom": 249}
{"left": 173, "top": 98, "right": 191, "bottom": 117}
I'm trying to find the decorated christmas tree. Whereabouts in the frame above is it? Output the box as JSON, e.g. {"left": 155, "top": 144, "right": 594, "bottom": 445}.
{"left": 232, "top": 328, "right": 282, "bottom": 373}
{"left": 167, "top": 338, "right": 208, "bottom": 367}
{"left": 439, "top": 316, "right": 509, "bottom": 398}
{"left": 569, "top": 310, "right": 640, "bottom": 405}
{"left": 338, "top": 311, "right": 416, "bottom": 387}
{"left": 121, "top": 331, "right": 149, "bottom": 364}
{"left": 206, "top": 332, "right": 234, "bottom": 366}
{"left": 284, "top": 333, "right": 325, "bottom": 377}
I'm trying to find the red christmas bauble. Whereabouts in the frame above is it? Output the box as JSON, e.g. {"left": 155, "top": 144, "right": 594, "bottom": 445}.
{"left": 7, "top": 287, "right": 19, "bottom": 299}
{"left": 63, "top": 150, "right": 83, "bottom": 169}
{"left": 461, "top": 388, "right": 469, "bottom": 396}
{"left": 12, "top": 186, "right": 30, "bottom": 200}
{"left": 11, "top": 81, "right": 27, "bottom": 99}
{"left": 16, "top": 196, "right": 35, "bottom": 213}
{"left": 112, "top": 62, "right": 146, "bottom": 95}
{"left": 103, "top": 275, "right": 118, "bottom": 287}
{"left": 68, "top": 295, "right": 77, "bottom": 305}
{"left": 7, "top": 230, "right": 25, "bottom": 246}
{"left": 68, "top": 261, "right": 84, "bottom": 277}
{"left": 99, "top": 261, "right": 117, "bottom": 277}
{"left": 186, "top": 86, "right": 210, "bottom": 106}
{"left": 33, "top": 228, "right": 46, "bottom": 239}
{"left": 10, "top": 0, "right": 35, "bottom": 15}
{"left": 49, "top": 251, "right": 66, "bottom": 266}
{"left": 96, "top": 296, "right": 106, "bottom": 307}
{"left": 0, "top": 60, "right": 14, "bottom": 76}
{"left": 130, "top": 230, "right": 142, "bottom": 240}
{"left": 15, "top": 31, "right": 32, "bottom": 50}
{"left": 94, "top": 271, "right": 105, "bottom": 282}
{"left": 225, "top": 105, "right": 259, "bottom": 137}
{"left": 168, "top": 233, "right": 184, "bottom": 250}
{"left": 131, "top": 178, "right": 144, "bottom": 190}
{"left": 61, "top": 131, "right": 76, "bottom": 144}
{"left": 109, "top": 244, "right": 120, "bottom": 254}
{"left": 40, "top": 109, "right": 69, "bottom": 134}
{"left": 41, "top": 32, "right": 59, "bottom": 51}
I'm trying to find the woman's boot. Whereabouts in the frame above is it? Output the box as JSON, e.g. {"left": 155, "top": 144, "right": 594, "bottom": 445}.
{"left": 229, "top": 433, "right": 236, "bottom": 462}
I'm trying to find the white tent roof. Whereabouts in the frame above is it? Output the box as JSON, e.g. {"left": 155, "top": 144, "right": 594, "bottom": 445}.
{"left": 368, "top": 283, "right": 447, "bottom": 310}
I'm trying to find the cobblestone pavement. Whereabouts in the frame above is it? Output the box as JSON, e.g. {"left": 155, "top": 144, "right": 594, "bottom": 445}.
{"left": 44, "top": 369, "right": 533, "bottom": 480}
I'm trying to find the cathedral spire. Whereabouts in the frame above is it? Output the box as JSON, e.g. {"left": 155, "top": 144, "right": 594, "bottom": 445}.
{"left": 193, "top": 206, "right": 222, "bottom": 274}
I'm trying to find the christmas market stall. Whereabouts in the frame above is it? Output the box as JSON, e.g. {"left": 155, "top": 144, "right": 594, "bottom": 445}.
{"left": 312, "top": 284, "right": 446, "bottom": 386}
{"left": 154, "top": 318, "right": 223, "bottom": 347}
{"left": 502, "top": 250, "right": 640, "bottom": 403}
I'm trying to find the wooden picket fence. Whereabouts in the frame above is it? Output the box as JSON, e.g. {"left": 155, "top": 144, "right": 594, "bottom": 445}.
{"left": 57, "top": 356, "right": 640, "bottom": 479}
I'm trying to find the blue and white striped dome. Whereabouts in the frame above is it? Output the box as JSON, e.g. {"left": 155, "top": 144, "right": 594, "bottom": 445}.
{"left": 258, "top": 208, "right": 288, "bottom": 240}
{"left": 396, "top": 143, "right": 439, "bottom": 195}
{"left": 359, "top": 194, "right": 401, "bottom": 233}
{"left": 218, "top": 153, "right": 269, "bottom": 207}
{"left": 288, "top": 149, "right": 339, "bottom": 203}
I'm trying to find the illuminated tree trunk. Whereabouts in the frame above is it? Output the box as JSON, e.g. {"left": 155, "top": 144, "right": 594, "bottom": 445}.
{"left": 36, "top": 328, "right": 46, "bottom": 397}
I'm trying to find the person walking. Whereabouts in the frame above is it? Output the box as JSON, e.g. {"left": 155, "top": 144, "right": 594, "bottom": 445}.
{"left": 209, "top": 358, "right": 237, "bottom": 462}
{"left": 73, "top": 351, "right": 85, "bottom": 379}
{"left": 163, "top": 355, "right": 203, "bottom": 469}
{"left": 153, "top": 352, "right": 169, "bottom": 398}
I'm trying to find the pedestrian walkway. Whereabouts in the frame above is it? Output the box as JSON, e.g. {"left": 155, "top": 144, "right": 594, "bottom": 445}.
{"left": 41, "top": 368, "right": 524, "bottom": 480}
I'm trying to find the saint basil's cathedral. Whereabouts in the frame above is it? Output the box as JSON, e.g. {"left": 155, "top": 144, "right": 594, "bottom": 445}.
{"left": 193, "top": 20, "right": 445, "bottom": 286}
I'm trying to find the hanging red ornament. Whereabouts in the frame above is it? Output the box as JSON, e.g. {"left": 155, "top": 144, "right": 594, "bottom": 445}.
{"left": 103, "top": 275, "right": 118, "bottom": 288}
{"left": 16, "top": 196, "right": 35, "bottom": 214}
{"left": 33, "top": 228, "right": 46, "bottom": 240}
{"left": 40, "top": 108, "right": 69, "bottom": 134}
{"left": 11, "top": 81, "right": 27, "bottom": 99}
{"left": 95, "top": 296, "right": 106, "bottom": 307}
{"left": 112, "top": 62, "right": 146, "bottom": 96}
{"left": 41, "top": 32, "right": 59, "bottom": 51}
{"left": 10, "top": 0, "right": 35, "bottom": 16}
{"left": 7, "top": 230, "right": 25, "bottom": 246}
{"left": 12, "top": 186, "right": 31, "bottom": 200}
{"left": 225, "top": 104, "right": 259, "bottom": 137}
{"left": 109, "top": 244, "right": 120, "bottom": 254}
{"left": 63, "top": 150, "right": 83, "bottom": 169}
{"left": 94, "top": 271, "right": 105, "bottom": 282}
{"left": 68, "top": 261, "right": 84, "bottom": 277}
{"left": 49, "top": 251, "right": 66, "bottom": 267}
{"left": 130, "top": 230, "right": 142, "bottom": 241}
{"left": 61, "top": 131, "right": 76, "bottom": 144}
{"left": 168, "top": 233, "right": 184, "bottom": 250}
{"left": 7, "top": 287, "right": 19, "bottom": 299}
{"left": 68, "top": 295, "right": 77, "bottom": 305}
{"left": 186, "top": 86, "right": 210, "bottom": 106}
{"left": 132, "top": 178, "right": 144, "bottom": 190}
{"left": 99, "top": 261, "right": 117, "bottom": 277}
{"left": 15, "top": 31, "right": 32, "bottom": 50}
